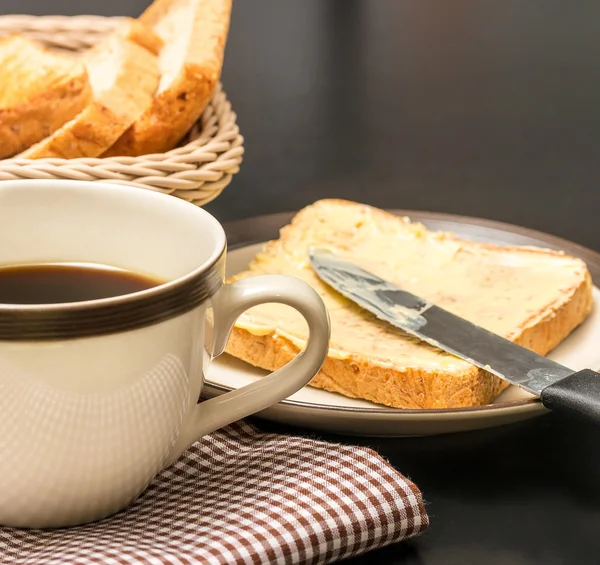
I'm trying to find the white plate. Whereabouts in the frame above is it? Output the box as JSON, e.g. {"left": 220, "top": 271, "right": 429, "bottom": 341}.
{"left": 204, "top": 216, "right": 600, "bottom": 436}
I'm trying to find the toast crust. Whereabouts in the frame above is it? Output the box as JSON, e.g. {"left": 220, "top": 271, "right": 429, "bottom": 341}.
{"left": 103, "top": 0, "right": 231, "bottom": 157}
{"left": 0, "top": 36, "right": 91, "bottom": 159}
{"left": 224, "top": 199, "right": 594, "bottom": 409}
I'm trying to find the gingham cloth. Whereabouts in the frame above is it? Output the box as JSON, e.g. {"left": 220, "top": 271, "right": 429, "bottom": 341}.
{"left": 0, "top": 420, "right": 428, "bottom": 565}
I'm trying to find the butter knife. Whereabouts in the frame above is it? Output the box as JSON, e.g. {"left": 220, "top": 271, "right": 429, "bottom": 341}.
{"left": 309, "top": 247, "right": 600, "bottom": 424}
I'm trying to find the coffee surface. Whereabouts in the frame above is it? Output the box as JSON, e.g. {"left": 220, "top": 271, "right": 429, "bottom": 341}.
{"left": 0, "top": 263, "right": 161, "bottom": 305}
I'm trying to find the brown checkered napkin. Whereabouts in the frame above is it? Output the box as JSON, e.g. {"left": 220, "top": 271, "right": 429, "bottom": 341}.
{"left": 0, "top": 420, "right": 428, "bottom": 565}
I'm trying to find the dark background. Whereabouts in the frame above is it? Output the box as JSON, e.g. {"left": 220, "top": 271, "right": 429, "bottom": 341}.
{"left": 4, "top": 1, "right": 600, "bottom": 563}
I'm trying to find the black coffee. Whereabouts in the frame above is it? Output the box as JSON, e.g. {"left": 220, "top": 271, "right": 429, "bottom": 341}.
{"left": 0, "top": 263, "right": 162, "bottom": 305}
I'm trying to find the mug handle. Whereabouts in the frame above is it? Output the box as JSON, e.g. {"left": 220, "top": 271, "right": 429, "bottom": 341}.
{"left": 169, "top": 274, "right": 330, "bottom": 460}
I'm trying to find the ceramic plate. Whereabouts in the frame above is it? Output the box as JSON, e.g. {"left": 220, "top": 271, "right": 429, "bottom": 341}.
{"left": 203, "top": 211, "right": 600, "bottom": 436}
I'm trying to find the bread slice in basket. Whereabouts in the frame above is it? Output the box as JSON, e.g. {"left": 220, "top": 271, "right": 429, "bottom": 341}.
{"left": 225, "top": 199, "right": 594, "bottom": 409}
{"left": 19, "top": 29, "right": 161, "bottom": 159}
{"left": 103, "top": 0, "right": 231, "bottom": 157}
{"left": 0, "top": 35, "right": 92, "bottom": 159}
{"left": 112, "top": 17, "right": 164, "bottom": 56}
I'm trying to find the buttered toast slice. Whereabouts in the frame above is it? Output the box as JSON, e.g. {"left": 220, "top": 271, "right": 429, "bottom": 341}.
{"left": 20, "top": 32, "right": 160, "bottom": 159}
{"left": 0, "top": 36, "right": 91, "bottom": 159}
{"left": 103, "top": 0, "right": 231, "bottom": 157}
{"left": 225, "top": 199, "right": 593, "bottom": 409}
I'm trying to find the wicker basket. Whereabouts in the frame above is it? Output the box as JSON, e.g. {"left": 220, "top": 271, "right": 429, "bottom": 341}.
{"left": 0, "top": 15, "right": 244, "bottom": 206}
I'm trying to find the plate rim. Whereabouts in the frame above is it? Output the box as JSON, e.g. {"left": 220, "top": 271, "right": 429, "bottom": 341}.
{"left": 206, "top": 207, "right": 600, "bottom": 419}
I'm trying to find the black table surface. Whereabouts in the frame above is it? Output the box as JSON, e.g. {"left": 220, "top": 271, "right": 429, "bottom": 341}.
{"left": 7, "top": 1, "right": 600, "bottom": 563}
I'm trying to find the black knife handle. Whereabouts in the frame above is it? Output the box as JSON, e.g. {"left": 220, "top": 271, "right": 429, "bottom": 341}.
{"left": 540, "top": 369, "right": 600, "bottom": 424}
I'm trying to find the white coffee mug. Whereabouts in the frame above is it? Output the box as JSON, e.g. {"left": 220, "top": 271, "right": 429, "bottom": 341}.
{"left": 0, "top": 180, "right": 330, "bottom": 529}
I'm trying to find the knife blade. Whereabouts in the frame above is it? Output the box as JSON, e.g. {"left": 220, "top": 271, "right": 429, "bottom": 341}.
{"left": 309, "top": 247, "right": 600, "bottom": 424}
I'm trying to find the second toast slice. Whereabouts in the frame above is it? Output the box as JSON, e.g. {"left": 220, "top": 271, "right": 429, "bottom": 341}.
{"left": 103, "top": 0, "right": 231, "bottom": 157}
{"left": 0, "top": 36, "right": 91, "bottom": 159}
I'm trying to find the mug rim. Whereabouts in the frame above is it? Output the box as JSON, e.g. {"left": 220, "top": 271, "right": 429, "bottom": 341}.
{"left": 0, "top": 180, "right": 226, "bottom": 340}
